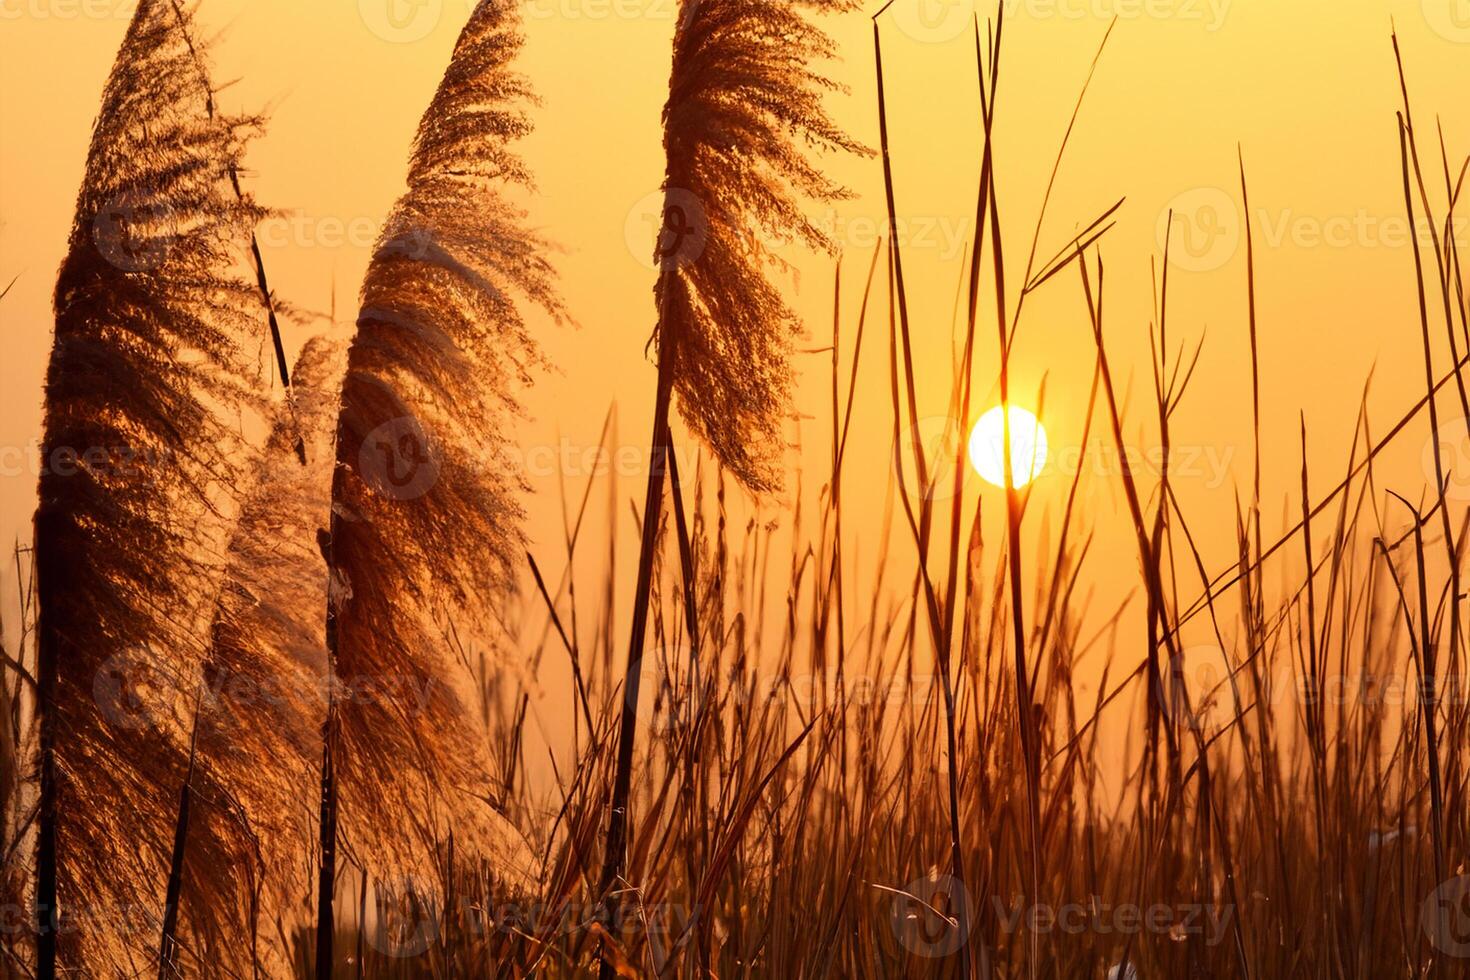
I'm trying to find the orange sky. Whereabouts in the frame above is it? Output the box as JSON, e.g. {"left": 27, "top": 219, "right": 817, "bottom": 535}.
{"left": 3, "top": 0, "right": 1470, "bottom": 754}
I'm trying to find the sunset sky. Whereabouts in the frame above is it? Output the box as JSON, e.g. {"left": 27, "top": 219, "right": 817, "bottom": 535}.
{"left": 4, "top": 0, "right": 1470, "bottom": 725}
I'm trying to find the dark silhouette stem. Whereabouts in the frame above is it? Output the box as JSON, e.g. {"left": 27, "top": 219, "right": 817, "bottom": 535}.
{"left": 596, "top": 332, "right": 675, "bottom": 980}
{"left": 157, "top": 716, "right": 200, "bottom": 980}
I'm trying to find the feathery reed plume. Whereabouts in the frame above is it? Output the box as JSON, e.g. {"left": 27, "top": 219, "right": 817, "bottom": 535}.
{"left": 162, "top": 0, "right": 305, "bottom": 466}
{"left": 316, "top": 0, "right": 558, "bottom": 970}
{"left": 656, "top": 0, "right": 866, "bottom": 493}
{"left": 156, "top": 336, "right": 346, "bottom": 978}
{"left": 597, "top": 1, "right": 866, "bottom": 974}
{"left": 32, "top": 0, "right": 270, "bottom": 972}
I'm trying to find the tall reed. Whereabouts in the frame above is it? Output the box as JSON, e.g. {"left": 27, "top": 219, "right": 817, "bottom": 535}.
{"left": 595, "top": 3, "right": 866, "bottom": 973}
{"left": 33, "top": 0, "right": 271, "bottom": 971}
{"left": 314, "top": 0, "right": 561, "bottom": 972}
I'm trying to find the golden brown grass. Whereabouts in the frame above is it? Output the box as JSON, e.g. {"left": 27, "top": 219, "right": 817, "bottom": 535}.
{"left": 4, "top": 3, "right": 1470, "bottom": 979}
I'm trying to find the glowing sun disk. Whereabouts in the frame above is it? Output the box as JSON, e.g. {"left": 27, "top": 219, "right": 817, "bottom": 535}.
{"left": 969, "top": 406, "right": 1048, "bottom": 488}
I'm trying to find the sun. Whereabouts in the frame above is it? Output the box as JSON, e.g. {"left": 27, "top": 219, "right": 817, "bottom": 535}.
{"left": 968, "top": 406, "right": 1049, "bottom": 488}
